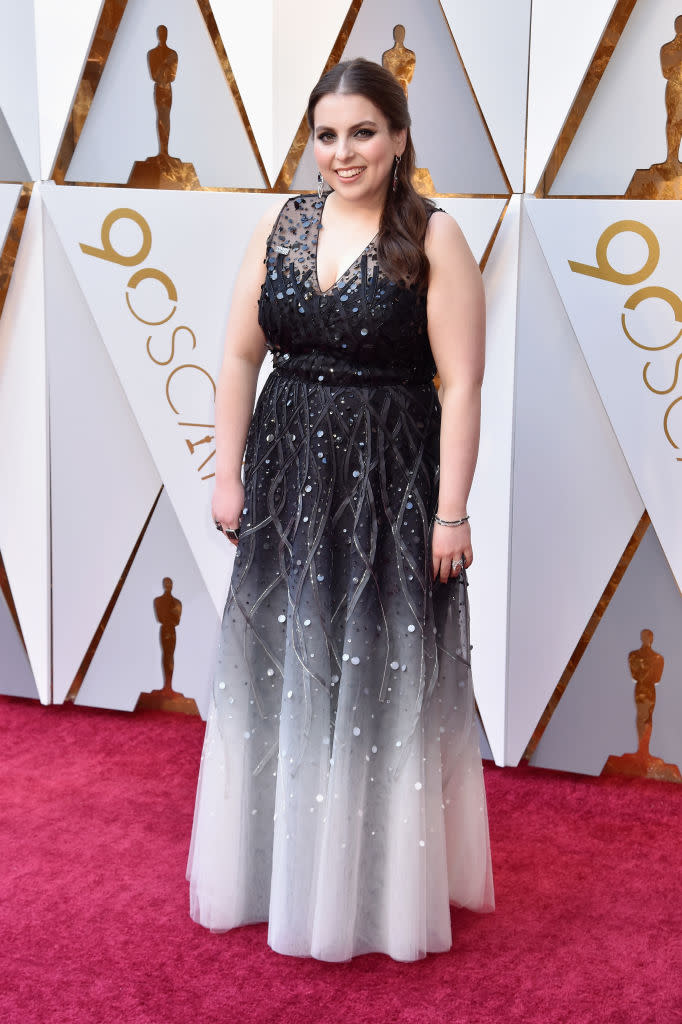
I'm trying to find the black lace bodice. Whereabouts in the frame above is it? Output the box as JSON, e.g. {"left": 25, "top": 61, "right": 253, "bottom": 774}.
{"left": 258, "top": 194, "right": 437, "bottom": 386}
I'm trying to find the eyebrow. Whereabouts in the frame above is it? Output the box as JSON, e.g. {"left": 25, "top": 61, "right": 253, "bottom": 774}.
{"left": 315, "top": 120, "right": 379, "bottom": 133}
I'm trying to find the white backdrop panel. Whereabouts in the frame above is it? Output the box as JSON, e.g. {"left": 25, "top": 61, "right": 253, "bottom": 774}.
{"left": 0, "top": 107, "right": 31, "bottom": 183}
{"left": 0, "top": 183, "right": 21, "bottom": 244}
{"left": 0, "top": 586, "right": 38, "bottom": 699}
{"left": 272, "top": 1, "right": 351, "bottom": 187}
{"left": 469, "top": 196, "right": 521, "bottom": 766}
{"left": 551, "top": 0, "right": 678, "bottom": 196}
{"left": 440, "top": 0, "right": 530, "bottom": 192}
{"left": 43, "top": 208, "right": 162, "bottom": 705}
{"left": 531, "top": 525, "right": 682, "bottom": 775}
{"left": 211, "top": 0, "right": 274, "bottom": 184}
{"left": 293, "top": 0, "right": 507, "bottom": 195}
{"left": 0, "top": 187, "right": 50, "bottom": 701}
{"left": 76, "top": 489, "right": 219, "bottom": 717}
{"left": 436, "top": 198, "right": 507, "bottom": 264}
{"left": 43, "top": 186, "right": 281, "bottom": 616}
{"left": 34, "top": 0, "right": 103, "bottom": 181}
{"left": 0, "top": 0, "right": 39, "bottom": 179}
{"left": 527, "top": 199, "right": 682, "bottom": 592}
{"left": 66, "top": 0, "right": 264, "bottom": 188}
{"left": 506, "top": 204, "right": 644, "bottom": 765}
{"left": 526, "top": 0, "right": 616, "bottom": 193}
{"left": 214, "top": 0, "right": 350, "bottom": 185}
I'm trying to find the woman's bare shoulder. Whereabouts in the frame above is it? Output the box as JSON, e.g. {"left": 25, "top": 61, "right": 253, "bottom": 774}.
{"left": 425, "top": 209, "right": 471, "bottom": 255}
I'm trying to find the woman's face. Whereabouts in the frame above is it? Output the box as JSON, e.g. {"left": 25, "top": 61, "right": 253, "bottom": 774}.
{"left": 312, "top": 92, "right": 406, "bottom": 204}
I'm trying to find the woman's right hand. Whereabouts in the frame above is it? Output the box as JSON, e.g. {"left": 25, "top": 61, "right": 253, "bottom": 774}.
{"left": 212, "top": 478, "right": 245, "bottom": 547}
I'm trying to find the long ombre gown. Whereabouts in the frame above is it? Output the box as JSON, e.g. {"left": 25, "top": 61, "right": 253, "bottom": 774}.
{"left": 187, "top": 194, "right": 494, "bottom": 962}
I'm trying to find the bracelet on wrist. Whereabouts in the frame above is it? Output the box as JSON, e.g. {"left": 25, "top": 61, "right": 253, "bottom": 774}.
{"left": 434, "top": 513, "right": 469, "bottom": 528}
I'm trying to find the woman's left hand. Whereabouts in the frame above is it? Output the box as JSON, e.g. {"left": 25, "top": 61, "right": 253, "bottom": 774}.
{"left": 431, "top": 521, "right": 473, "bottom": 584}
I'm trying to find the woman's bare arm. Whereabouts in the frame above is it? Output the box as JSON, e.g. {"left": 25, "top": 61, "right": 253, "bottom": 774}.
{"left": 212, "top": 200, "right": 285, "bottom": 538}
{"left": 425, "top": 212, "right": 486, "bottom": 582}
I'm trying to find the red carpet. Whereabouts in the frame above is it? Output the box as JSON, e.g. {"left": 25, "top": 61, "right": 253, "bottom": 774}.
{"left": 1, "top": 696, "right": 681, "bottom": 1024}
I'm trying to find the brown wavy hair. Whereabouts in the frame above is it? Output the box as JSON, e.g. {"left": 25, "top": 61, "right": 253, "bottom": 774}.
{"left": 307, "top": 58, "right": 435, "bottom": 292}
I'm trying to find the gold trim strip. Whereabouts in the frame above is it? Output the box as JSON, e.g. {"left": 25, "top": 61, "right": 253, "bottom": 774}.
{"left": 536, "top": 0, "right": 638, "bottom": 197}
{"left": 0, "top": 548, "right": 24, "bottom": 650}
{"left": 64, "top": 487, "right": 163, "bottom": 704}
{"left": 52, "top": 0, "right": 128, "bottom": 184}
{"left": 478, "top": 197, "right": 510, "bottom": 273}
{"left": 0, "top": 184, "right": 32, "bottom": 322}
{"left": 522, "top": 510, "right": 651, "bottom": 762}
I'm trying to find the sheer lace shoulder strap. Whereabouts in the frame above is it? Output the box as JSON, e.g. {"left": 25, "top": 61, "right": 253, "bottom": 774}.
{"left": 266, "top": 194, "right": 320, "bottom": 257}
{"left": 265, "top": 196, "right": 297, "bottom": 257}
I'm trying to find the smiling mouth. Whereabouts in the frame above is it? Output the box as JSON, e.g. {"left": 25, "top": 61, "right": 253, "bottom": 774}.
{"left": 335, "top": 167, "right": 365, "bottom": 180}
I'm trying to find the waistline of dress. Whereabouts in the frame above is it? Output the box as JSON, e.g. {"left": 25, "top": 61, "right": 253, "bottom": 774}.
{"left": 271, "top": 363, "right": 436, "bottom": 389}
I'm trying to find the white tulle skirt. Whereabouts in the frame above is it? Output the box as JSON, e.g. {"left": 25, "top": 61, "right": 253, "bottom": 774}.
{"left": 187, "top": 646, "right": 494, "bottom": 962}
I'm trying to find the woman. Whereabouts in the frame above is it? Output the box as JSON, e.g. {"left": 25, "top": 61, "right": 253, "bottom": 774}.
{"left": 187, "top": 57, "right": 493, "bottom": 962}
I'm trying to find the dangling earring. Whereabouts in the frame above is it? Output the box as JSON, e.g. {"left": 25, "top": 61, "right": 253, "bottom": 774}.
{"left": 392, "top": 155, "right": 401, "bottom": 193}
{"left": 317, "top": 171, "right": 324, "bottom": 200}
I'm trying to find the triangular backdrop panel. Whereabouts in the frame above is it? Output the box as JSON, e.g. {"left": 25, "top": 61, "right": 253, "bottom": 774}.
{"left": 0, "top": 583, "right": 37, "bottom": 699}
{"left": 0, "top": 187, "right": 50, "bottom": 702}
{"left": 42, "top": 207, "right": 162, "bottom": 705}
{"left": 66, "top": 0, "right": 264, "bottom": 188}
{"left": 551, "top": 0, "right": 678, "bottom": 196}
{"left": 0, "top": 183, "right": 22, "bottom": 247}
{"left": 214, "top": 0, "right": 351, "bottom": 185}
{"left": 527, "top": 198, "right": 682, "bottom": 592}
{"left": 0, "top": 0, "right": 40, "bottom": 179}
{"left": 0, "top": 183, "right": 37, "bottom": 699}
{"left": 440, "top": 0, "right": 531, "bottom": 192}
{"left": 293, "top": 0, "right": 507, "bottom": 195}
{"left": 436, "top": 198, "right": 507, "bottom": 264}
{"left": 0, "top": 107, "right": 31, "bottom": 183}
{"left": 76, "top": 488, "right": 219, "bottom": 718}
{"left": 42, "top": 186, "right": 280, "bottom": 615}
{"left": 506, "top": 202, "right": 644, "bottom": 765}
{"left": 33, "top": 0, "right": 104, "bottom": 181}
{"left": 531, "top": 524, "right": 682, "bottom": 776}
{"left": 526, "top": 0, "right": 617, "bottom": 193}
{"left": 469, "top": 195, "right": 522, "bottom": 766}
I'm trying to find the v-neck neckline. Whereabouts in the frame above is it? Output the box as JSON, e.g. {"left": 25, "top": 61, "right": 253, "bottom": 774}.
{"left": 312, "top": 193, "right": 379, "bottom": 296}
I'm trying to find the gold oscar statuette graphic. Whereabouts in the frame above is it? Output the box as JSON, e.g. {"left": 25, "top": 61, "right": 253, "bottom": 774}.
{"left": 627, "top": 16, "right": 682, "bottom": 198}
{"left": 135, "top": 577, "right": 199, "bottom": 714}
{"left": 128, "top": 25, "right": 200, "bottom": 190}
{"left": 602, "top": 629, "right": 681, "bottom": 782}
{"left": 381, "top": 25, "right": 435, "bottom": 195}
